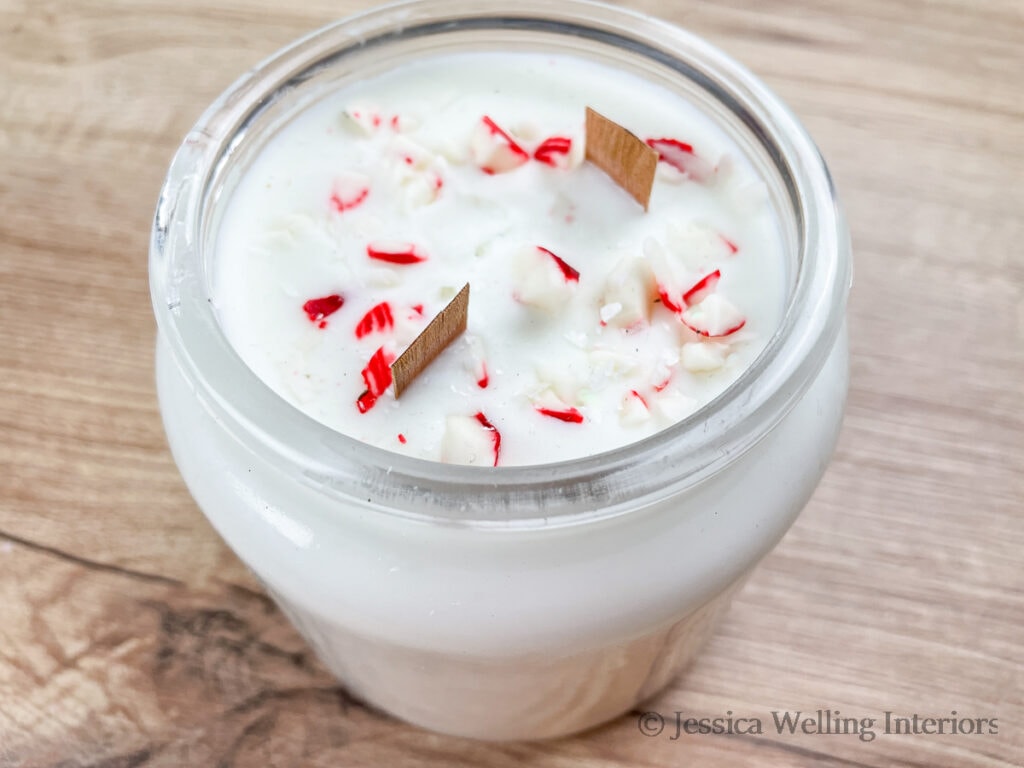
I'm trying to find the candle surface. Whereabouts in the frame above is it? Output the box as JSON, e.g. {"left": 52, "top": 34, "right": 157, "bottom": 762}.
{"left": 214, "top": 52, "right": 786, "bottom": 466}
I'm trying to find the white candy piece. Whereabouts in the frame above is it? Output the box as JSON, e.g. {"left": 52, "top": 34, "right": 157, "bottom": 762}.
{"left": 599, "top": 256, "right": 655, "bottom": 328}
{"left": 396, "top": 171, "right": 444, "bottom": 211}
{"left": 391, "top": 113, "right": 420, "bottom": 133}
{"left": 470, "top": 117, "right": 529, "bottom": 174}
{"left": 341, "top": 104, "right": 382, "bottom": 136}
{"left": 441, "top": 415, "right": 497, "bottom": 466}
{"left": 681, "top": 293, "right": 746, "bottom": 338}
{"left": 665, "top": 220, "right": 731, "bottom": 270}
{"left": 588, "top": 349, "right": 640, "bottom": 379}
{"left": 512, "top": 245, "right": 577, "bottom": 312}
{"left": 652, "top": 389, "right": 697, "bottom": 424}
{"left": 509, "top": 122, "right": 541, "bottom": 143}
{"left": 619, "top": 390, "right": 651, "bottom": 426}
{"left": 533, "top": 363, "right": 582, "bottom": 404}
{"left": 390, "top": 135, "right": 434, "bottom": 171}
{"left": 464, "top": 334, "right": 489, "bottom": 387}
{"left": 681, "top": 341, "right": 730, "bottom": 372}
{"left": 388, "top": 137, "right": 445, "bottom": 210}
{"left": 599, "top": 303, "right": 622, "bottom": 323}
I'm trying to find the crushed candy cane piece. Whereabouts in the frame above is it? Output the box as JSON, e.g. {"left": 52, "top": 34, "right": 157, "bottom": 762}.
{"left": 512, "top": 245, "right": 579, "bottom": 312}
{"left": 534, "top": 136, "right": 574, "bottom": 168}
{"left": 646, "top": 238, "right": 692, "bottom": 314}
{"left": 303, "top": 294, "right": 344, "bottom": 325}
{"left": 471, "top": 116, "right": 530, "bottom": 175}
{"left": 681, "top": 341, "right": 730, "bottom": 372}
{"left": 390, "top": 136, "right": 434, "bottom": 171}
{"left": 474, "top": 412, "right": 501, "bottom": 466}
{"left": 464, "top": 335, "right": 489, "bottom": 388}
{"left": 354, "top": 302, "right": 395, "bottom": 339}
{"left": 537, "top": 246, "right": 580, "bottom": 283}
{"left": 681, "top": 294, "right": 747, "bottom": 338}
{"left": 532, "top": 389, "right": 584, "bottom": 424}
{"left": 329, "top": 171, "right": 371, "bottom": 213}
{"left": 647, "top": 138, "right": 716, "bottom": 183}
{"left": 342, "top": 105, "right": 382, "bottom": 136}
{"left": 599, "top": 256, "right": 656, "bottom": 328}
{"left": 719, "top": 234, "right": 739, "bottom": 254}
{"left": 600, "top": 303, "right": 622, "bottom": 324}
{"left": 441, "top": 413, "right": 501, "bottom": 466}
{"left": 356, "top": 346, "right": 395, "bottom": 413}
{"left": 620, "top": 389, "right": 651, "bottom": 426}
{"left": 682, "top": 270, "right": 721, "bottom": 308}
{"left": 366, "top": 241, "right": 427, "bottom": 265}
{"left": 536, "top": 405, "right": 584, "bottom": 424}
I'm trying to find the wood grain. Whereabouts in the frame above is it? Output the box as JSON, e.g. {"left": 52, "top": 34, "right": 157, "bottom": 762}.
{"left": 1, "top": 0, "right": 1022, "bottom": 765}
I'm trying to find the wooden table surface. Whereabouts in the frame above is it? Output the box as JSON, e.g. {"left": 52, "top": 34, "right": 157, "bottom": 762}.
{"left": 2, "top": 0, "right": 1022, "bottom": 765}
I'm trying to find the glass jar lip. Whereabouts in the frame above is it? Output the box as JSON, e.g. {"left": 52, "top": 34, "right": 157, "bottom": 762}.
{"left": 150, "top": 0, "right": 850, "bottom": 526}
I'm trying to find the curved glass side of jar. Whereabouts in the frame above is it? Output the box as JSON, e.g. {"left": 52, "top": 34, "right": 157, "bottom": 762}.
{"left": 156, "top": 327, "right": 847, "bottom": 738}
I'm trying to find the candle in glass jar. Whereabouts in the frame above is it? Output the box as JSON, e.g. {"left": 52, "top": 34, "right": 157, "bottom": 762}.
{"left": 213, "top": 51, "right": 786, "bottom": 465}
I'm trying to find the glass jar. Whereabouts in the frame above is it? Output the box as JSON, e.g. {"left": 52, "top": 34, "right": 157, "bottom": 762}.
{"left": 150, "top": 0, "right": 851, "bottom": 741}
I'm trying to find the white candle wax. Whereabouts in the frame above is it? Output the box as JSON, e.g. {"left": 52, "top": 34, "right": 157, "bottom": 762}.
{"left": 213, "top": 51, "right": 786, "bottom": 465}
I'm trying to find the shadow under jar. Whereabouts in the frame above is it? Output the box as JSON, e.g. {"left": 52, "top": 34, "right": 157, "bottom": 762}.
{"left": 150, "top": 0, "right": 851, "bottom": 741}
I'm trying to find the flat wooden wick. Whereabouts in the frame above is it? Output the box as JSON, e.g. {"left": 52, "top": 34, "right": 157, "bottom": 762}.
{"left": 584, "top": 107, "right": 658, "bottom": 210}
{"left": 392, "top": 283, "right": 469, "bottom": 397}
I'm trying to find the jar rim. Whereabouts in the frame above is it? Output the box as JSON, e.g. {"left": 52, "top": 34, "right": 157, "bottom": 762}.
{"left": 150, "top": 0, "right": 850, "bottom": 526}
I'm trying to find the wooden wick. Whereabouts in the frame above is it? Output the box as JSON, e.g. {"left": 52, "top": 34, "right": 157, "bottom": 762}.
{"left": 584, "top": 107, "right": 658, "bottom": 210}
{"left": 391, "top": 283, "right": 470, "bottom": 397}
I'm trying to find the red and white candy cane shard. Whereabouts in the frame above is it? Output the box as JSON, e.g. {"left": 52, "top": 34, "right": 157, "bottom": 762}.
{"left": 682, "top": 269, "right": 721, "bottom": 308}
{"left": 680, "top": 294, "right": 747, "bottom": 338}
{"left": 366, "top": 241, "right": 427, "bottom": 265}
{"left": 630, "top": 389, "right": 649, "bottom": 409}
{"left": 533, "top": 136, "right": 574, "bottom": 168}
{"left": 471, "top": 116, "right": 530, "bottom": 175}
{"left": 344, "top": 105, "right": 383, "bottom": 135}
{"left": 329, "top": 172, "right": 371, "bottom": 213}
{"left": 535, "top": 406, "right": 585, "bottom": 424}
{"left": 657, "top": 286, "right": 685, "bottom": 314}
{"left": 475, "top": 412, "right": 502, "bottom": 466}
{"left": 536, "top": 246, "right": 580, "bottom": 283}
{"left": 354, "top": 302, "right": 395, "bottom": 339}
{"left": 355, "top": 346, "right": 395, "bottom": 413}
{"left": 646, "top": 138, "right": 716, "bottom": 182}
{"left": 302, "top": 294, "right": 344, "bottom": 324}
{"left": 719, "top": 234, "right": 739, "bottom": 254}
